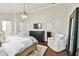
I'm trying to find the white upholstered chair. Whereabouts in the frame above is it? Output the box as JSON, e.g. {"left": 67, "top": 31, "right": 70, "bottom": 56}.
{"left": 47, "top": 33, "right": 66, "bottom": 52}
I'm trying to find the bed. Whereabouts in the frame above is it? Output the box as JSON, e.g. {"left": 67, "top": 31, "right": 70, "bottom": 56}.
{"left": 0, "top": 36, "right": 38, "bottom": 56}
{"left": 16, "top": 43, "right": 37, "bottom": 56}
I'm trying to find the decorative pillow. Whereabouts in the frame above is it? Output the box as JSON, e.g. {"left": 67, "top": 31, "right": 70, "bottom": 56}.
{"left": 2, "top": 39, "right": 25, "bottom": 56}
{"left": 5, "top": 36, "right": 18, "bottom": 43}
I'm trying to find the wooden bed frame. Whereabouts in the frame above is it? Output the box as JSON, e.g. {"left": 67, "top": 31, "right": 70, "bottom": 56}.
{"left": 15, "top": 43, "right": 37, "bottom": 56}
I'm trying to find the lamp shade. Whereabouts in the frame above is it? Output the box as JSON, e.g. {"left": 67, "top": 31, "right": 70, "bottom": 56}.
{"left": 20, "top": 13, "right": 28, "bottom": 19}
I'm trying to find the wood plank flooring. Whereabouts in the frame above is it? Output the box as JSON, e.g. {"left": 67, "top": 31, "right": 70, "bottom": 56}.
{"left": 38, "top": 42, "right": 68, "bottom": 56}
{"left": 44, "top": 47, "right": 68, "bottom": 56}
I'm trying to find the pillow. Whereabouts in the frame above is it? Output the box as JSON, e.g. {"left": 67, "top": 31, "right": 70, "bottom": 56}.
{"left": 55, "top": 33, "right": 65, "bottom": 40}
{"left": 5, "top": 36, "right": 33, "bottom": 45}
{"left": 4, "top": 36, "right": 13, "bottom": 43}
{"left": 2, "top": 39, "right": 25, "bottom": 56}
{"left": 5, "top": 36, "right": 18, "bottom": 43}
{"left": 5, "top": 36, "right": 25, "bottom": 43}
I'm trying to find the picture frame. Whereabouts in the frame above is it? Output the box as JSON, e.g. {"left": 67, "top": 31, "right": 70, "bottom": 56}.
{"left": 33, "top": 23, "right": 42, "bottom": 29}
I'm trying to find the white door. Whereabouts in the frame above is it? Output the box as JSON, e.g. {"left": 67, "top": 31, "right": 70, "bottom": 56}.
{"left": 2, "top": 21, "right": 13, "bottom": 36}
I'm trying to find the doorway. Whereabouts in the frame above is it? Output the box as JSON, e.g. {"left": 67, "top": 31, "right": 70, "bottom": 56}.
{"left": 2, "top": 21, "right": 13, "bottom": 36}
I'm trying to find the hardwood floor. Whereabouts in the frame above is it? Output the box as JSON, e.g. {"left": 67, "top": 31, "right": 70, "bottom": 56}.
{"left": 44, "top": 47, "right": 68, "bottom": 56}
{"left": 38, "top": 42, "right": 68, "bottom": 56}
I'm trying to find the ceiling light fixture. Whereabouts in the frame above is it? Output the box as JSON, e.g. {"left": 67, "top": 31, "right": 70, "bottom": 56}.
{"left": 20, "top": 3, "right": 28, "bottom": 19}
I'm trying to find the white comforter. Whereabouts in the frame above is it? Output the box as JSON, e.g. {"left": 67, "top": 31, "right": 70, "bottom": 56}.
{"left": 5, "top": 36, "right": 38, "bottom": 46}
{"left": 0, "top": 36, "right": 38, "bottom": 56}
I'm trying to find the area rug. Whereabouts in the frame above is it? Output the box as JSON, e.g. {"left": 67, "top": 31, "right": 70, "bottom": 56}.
{"left": 29, "top": 44, "right": 48, "bottom": 56}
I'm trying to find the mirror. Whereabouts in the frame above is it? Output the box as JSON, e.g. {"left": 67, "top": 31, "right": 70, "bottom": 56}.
{"left": 33, "top": 23, "right": 42, "bottom": 29}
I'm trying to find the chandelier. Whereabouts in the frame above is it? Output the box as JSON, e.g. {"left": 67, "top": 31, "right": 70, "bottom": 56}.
{"left": 20, "top": 3, "right": 28, "bottom": 19}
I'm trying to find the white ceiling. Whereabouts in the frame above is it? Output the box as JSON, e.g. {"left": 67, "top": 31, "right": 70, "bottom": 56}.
{"left": 0, "top": 3, "right": 53, "bottom": 14}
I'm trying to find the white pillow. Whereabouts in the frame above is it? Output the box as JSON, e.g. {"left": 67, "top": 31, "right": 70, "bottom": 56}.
{"left": 5, "top": 36, "right": 18, "bottom": 43}
{"left": 2, "top": 39, "right": 25, "bottom": 56}
{"left": 5, "top": 36, "right": 33, "bottom": 45}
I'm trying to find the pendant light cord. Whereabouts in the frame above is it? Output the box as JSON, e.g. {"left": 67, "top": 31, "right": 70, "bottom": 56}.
{"left": 23, "top": 3, "right": 28, "bottom": 15}
{"left": 24, "top": 3, "right": 25, "bottom": 13}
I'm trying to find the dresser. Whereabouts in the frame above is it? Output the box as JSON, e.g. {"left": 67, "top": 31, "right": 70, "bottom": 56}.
{"left": 29, "top": 30, "right": 45, "bottom": 42}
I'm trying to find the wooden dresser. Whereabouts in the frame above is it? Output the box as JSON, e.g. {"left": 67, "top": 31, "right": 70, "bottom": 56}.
{"left": 29, "top": 30, "right": 45, "bottom": 42}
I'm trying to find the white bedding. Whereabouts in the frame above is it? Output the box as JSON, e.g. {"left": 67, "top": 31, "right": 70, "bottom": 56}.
{"left": 2, "top": 39, "right": 25, "bottom": 56}
{"left": 5, "top": 36, "right": 38, "bottom": 47}
{"left": 0, "top": 47, "right": 8, "bottom": 56}
{"left": 0, "top": 36, "right": 38, "bottom": 56}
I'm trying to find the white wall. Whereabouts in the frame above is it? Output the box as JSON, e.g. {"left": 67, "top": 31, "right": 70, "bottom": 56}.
{"left": 0, "top": 14, "right": 15, "bottom": 35}
{"left": 0, "top": 3, "right": 78, "bottom": 48}
{"left": 0, "top": 3, "right": 78, "bottom": 45}
{"left": 26, "top": 4, "right": 70, "bottom": 34}
{"left": 24, "top": 4, "right": 72, "bottom": 41}
{"left": 0, "top": 13, "right": 28, "bottom": 36}
{"left": 0, "top": 3, "right": 78, "bottom": 42}
{"left": 0, "top": 4, "right": 72, "bottom": 38}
